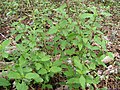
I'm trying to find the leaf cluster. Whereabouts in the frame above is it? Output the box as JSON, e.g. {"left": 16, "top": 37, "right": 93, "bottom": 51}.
{"left": 0, "top": 0, "right": 113, "bottom": 90}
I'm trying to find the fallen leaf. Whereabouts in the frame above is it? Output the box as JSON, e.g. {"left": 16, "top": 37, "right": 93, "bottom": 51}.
{"left": 102, "top": 56, "right": 113, "bottom": 64}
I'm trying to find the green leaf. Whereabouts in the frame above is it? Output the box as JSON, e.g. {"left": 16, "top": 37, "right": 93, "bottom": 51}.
{"left": 83, "top": 38, "right": 88, "bottom": 44}
{"left": 25, "top": 73, "right": 39, "bottom": 79}
{"left": 41, "top": 56, "right": 50, "bottom": 61}
{"left": 73, "top": 56, "right": 82, "bottom": 70}
{"left": 42, "top": 84, "right": 52, "bottom": 89}
{"left": 76, "top": 69, "right": 82, "bottom": 74}
{"left": 86, "top": 75, "right": 93, "bottom": 84}
{"left": 38, "top": 68, "right": 47, "bottom": 75}
{"left": 8, "top": 71, "right": 21, "bottom": 79}
{"left": 78, "top": 43, "right": 83, "bottom": 51}
{"left": 52, "top": 60, "right": 62, "bottom": 66}
{"left": 99, "top": 87, "right": 107, "bottom": 90}
{"left": 23, "top": 67, "right": 32, "bottom": 72}
{"left": 67, "top": 33, "right": 77, "bottom": 40}
{"left": 2, "top": 52, "right": 9, "bottom": 58}
{"left": 15, "top": 34, "right": 23, "bottom": 41}
{"left": 72, "top": 40, "right": 78, "bottom": 45}
{"left": 107, "top": 52, "right": 114, "bottom": 59}
{"left": 94, "top": 35, "right": 101, "bottom": 45}
{"left": 62, "top": 30, "right": 68, "bottom": 36}
{"left": 47, "top": 26, "right": 58, "bottom": 34}
{"left": 35, "top": 63, "right": 42, "bottom": 70}
{"left": 82, "top": 65, "right": 90, "bottom": 74}
{"left": 80, "top": 13, "right": 93, "bottom": 20}
{"left": 101, "top": 12, "right": 112, "bottom": 17}
{"left": 25, "top": 73, "right": 43, "bottom": 83}
{"left": 65, "top": 49, "right": 75, "bottom": 55}
{"left": 34, "top": 9, "right": 39, "bottom": 15}
{"left": 15, "top": 66, "right": 24, "bottom": 76}
{"left": 18, "top": 56, "right": 27, "bottom": 67}
{"left": 91, "top": 46, "right": 100, "bottom": 50}
{"left": 59, "top": 20, "right": 67, "bottom": 27}
{"left": 55, "top": 3, "right": 67, "bottom": 15}
{"left": 0, "top": 78, "right": 10, "bottom": 86}
{"left": 93, "top": 76, "right": 100, "bottom": 84}
{"left": 101, "top": 40, "right": 106, "bottom": 50}
{"left": 64, "top": 71, "right": 74, "bottom": 77}
{"left": 50, "top": 66, "right": 62, "bottom": 73}
{"left": 67, "top": 78, "right": 79, "bottom": 84}
{"left": 16, "top": 44, "right": 26, "bottom": 51}
{"left": 16, "top": 82, "right": 28, "bottom": 90}
{"left": 89, "top": 63, "right": 96, "bottom": 70}
{"left": 79, "top": 75, "right": 86, "bottom": 89}
{"left": 2, "top": 39, "right": 10, "bottom": 47}
{"left": 11, "top": 22, "right": 19, "bottom": 27}
{"left": 61, "top": 40, "right": 67, "bottom": 50}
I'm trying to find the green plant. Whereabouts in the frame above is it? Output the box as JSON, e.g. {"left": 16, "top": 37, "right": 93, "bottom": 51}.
{"left": 0, "top": 0, "right": 113, "bottom": 90}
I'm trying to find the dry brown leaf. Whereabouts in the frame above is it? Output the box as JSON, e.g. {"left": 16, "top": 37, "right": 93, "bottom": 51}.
{"left": 102, "top": 56, "right": 113, "bottom": 64}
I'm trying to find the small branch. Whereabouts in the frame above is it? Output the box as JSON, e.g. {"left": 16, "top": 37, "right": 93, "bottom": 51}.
{"left": 0, "top": 33, "right": 6, "bottom": 39}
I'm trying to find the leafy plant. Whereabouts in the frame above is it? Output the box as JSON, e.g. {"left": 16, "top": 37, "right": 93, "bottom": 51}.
{"left": 0, "top": 0, "right": 113, "bottom": 90}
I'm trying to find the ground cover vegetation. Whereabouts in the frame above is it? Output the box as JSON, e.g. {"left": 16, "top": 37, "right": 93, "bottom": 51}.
{"left": 0, "top": 0, "right": 119, "bottom": 90}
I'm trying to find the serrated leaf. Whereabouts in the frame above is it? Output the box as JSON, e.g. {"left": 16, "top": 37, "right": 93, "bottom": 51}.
{"left": 16, "top": 82, "right": 28, "bottom": 90}
{"left": 50, "top": 66, "right": 62, "bottom": 73}
{"left": 0, "top": 78, "right": 10, "bottom": 86}
{"left": 8, "top": 71, "right": 21, "bottom": 79}
{"left": 79, "top": 75, "right": 86, "bottom": 89}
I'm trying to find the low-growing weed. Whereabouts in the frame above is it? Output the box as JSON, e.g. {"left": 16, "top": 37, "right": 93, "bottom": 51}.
{"left": 0, "top": 0, "right": 113, "bottom": 90}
